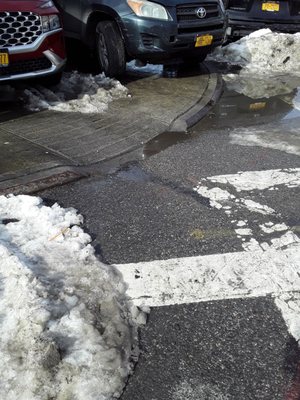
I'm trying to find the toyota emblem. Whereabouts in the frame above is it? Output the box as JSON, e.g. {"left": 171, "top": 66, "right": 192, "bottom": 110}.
{"left": 196, "top": 7, "right": 207, "bottom": 18}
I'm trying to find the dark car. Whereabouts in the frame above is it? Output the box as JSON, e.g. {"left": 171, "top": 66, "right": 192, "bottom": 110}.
{"left": 225, "top": 0, "right": 300, "bottom": 39}
{"left": 55, "top": 0, "right": 228, "bottom": 77}
{"left": 0, "top": 0, "right": 66, "bottom": 85}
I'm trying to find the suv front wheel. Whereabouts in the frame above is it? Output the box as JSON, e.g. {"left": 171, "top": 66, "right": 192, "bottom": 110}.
{"left": 96, "top": 21, "right": 126, "bottom": 77}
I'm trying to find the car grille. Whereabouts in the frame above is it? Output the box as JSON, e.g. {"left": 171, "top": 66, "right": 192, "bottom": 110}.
{"left": 141, "top": 34, "right": 155, "bottom": 48}
{"left": 0, "top": 11, "right": 43, "bottom": 48}
{"left": 0, "top": 57, "right": 52, "bottom": 77}
{"left": 177, "top": 3, "right": 220, "bottom": 22}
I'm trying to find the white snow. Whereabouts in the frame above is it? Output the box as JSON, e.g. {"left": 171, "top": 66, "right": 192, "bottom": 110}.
{"left": 0, "top": 195, "right": 143, "bottom": 400}
{"left": 223, "top": 72, "right": 300, "bottom": 100}
{"left": 211, "top": 30, "right": 300, "bottom": 75}
{"left": 210, "top": 30, "right": 300, "bottom": 100}
{"left": 22, "top": 71, "right": 128, "bottom": 114}
{"left": 127, "top": 60, "right": 163, "bottom": 75}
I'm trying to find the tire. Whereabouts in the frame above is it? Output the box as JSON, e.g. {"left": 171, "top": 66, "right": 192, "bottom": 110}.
{"left": 96, "top": 20, "right": 126, "bottom": 77}
{"left": 182, "top": 53, "right": 208, "bottom": 66}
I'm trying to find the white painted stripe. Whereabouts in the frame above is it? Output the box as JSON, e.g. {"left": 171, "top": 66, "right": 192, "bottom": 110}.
{"left": 116, "top": 246, "right": 300, "bottom": 307}
{"left": 116, "top": 168, "right": 300, "bottom": 341}
{"left": 207, "top": 168, "right": 300, "bottom": 191}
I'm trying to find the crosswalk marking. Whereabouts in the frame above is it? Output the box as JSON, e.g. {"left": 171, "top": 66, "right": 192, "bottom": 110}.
{"left": 116, "top": 168, "right": 300, "bottom": 340}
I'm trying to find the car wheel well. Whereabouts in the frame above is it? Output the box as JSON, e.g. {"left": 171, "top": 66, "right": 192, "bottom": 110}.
{"left": 86, "top": 12, "right": 122, "bottom": 49}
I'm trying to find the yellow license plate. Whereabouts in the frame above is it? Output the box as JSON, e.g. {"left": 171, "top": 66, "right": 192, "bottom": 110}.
{"left": 195, "top": 34, "right": 213, "bottom": 47}
{"left": 249, "top": 102, "right": 266, "bottom": 110}
{"left": 262, "top": 2, "right": 280, "bottom": 11}
{"left": 0, "top": 51, "right": 9, "bottom": 67}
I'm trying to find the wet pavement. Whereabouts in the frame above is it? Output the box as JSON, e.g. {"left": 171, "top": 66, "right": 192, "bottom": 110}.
{"left": 0, "top": 64, "right": 220, "bottom": 195}
{"left": 37, "top": 67, "right": 300, "bottom": 400}
{"left": 1, "top": 61, "right": 300, "bottom": 399}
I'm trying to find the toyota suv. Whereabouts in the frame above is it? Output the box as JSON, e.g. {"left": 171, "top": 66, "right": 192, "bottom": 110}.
{"left": 55, "top": 0, "right": 228, "bottom": 77}
{"left": 0, "top": 0, "right": 66, "bottom": 84}
{"left": 226, "top": 0, "right": 300, "bottom": 39}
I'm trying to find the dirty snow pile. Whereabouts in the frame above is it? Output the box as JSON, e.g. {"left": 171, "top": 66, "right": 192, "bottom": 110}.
{"left": 210, "top": 30, "right": 300, "bottom": 98}
{"left": 224, "top": 73, "right": 300, "bottom": 99}
{"left": 0, "top": 195, "right": 144, "bottom": 400}
{"left": 22, "top": 71, "right": 128, "bottom": 113}
{"left": 212, "top": 29, "right": 300, "bottom": 74}
{"left": 127, "top": 60, "right": 163, "bottom": 75}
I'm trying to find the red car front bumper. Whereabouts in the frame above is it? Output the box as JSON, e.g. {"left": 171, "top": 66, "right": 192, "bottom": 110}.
{"left": 0, "top": 29, "right": 66, "bottom": 83}
{"left": 0, "top": 0, "right": 66, "bottom": 83}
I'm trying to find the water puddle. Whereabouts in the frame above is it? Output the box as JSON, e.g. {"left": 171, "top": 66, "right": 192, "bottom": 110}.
{"left": 142, "top": 72, "right": 300, "bottom": 158}
{"left": 116, "top": 165, "right": 152, "bottom": 183}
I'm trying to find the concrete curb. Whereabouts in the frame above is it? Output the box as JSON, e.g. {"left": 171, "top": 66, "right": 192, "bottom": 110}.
{"left": 0, "top": 165, "right": 84, "bottom": 195}
{"left": 169, "top": 68, "right": 223, "bottom": 132}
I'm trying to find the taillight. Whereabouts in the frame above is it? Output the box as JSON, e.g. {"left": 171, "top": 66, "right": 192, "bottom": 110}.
{"left": 228, "top": 0, "right": 251, "bottom": 11}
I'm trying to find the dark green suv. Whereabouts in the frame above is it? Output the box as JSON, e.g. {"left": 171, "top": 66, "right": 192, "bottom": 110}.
{"left": 55, "top": 0, "right": 227, "bottom": 76}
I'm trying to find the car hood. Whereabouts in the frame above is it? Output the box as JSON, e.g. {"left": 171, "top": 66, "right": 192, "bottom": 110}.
{"left": 0, "top": 1, "right": 58, "bottom": 14}
{"left": 157, "top": 0, "right": 220, "bottom": 7}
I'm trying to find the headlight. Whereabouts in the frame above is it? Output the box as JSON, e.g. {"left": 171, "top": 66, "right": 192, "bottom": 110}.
{"left": 40, "top": 1, "right": 55, "bottom": 8}
{"left": 127, "top": 0, "right": 171, "bottom": 20}
{"left": 41, "top": 15, "right": 61, "bottom": 32}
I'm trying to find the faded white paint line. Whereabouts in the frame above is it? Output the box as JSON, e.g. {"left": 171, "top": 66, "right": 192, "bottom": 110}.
{"left": 208, "top": 168, "right": 300, "bottom": 191}
{"left": 275, "top": 294, "right": 300, "bottom": 341}
{"left": 235, "top": 228, "right": 252, "bottom": 236}
{"left": 260, "top": 223, "right": 289, "bottom": 234}
{"left": 195, "top": 186, "right": 234, "bottom": 209}
{"left": 240, "top": 198, "right": 275, "bottom": 214}
{"left": 230, "top": 131, "right": 300, "bottom": 156}
{"left": 116, "top": 168, "right": 300, "bottom": 341}
{"left": 194, "top": 168, "right": 300, "bottom": 217}
{"left": 116, "top": 245, "right": 300, "bottom": 308}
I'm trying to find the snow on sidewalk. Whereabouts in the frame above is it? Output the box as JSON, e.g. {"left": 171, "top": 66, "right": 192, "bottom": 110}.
{"left": 22, "top": 71, "right": 128, "bottom": 114}
{"left": 0, "top": 195, "right": 143, "bottom": 400}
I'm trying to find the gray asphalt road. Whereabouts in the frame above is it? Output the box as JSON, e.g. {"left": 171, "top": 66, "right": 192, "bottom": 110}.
{"left": 39, "top": 73, "right": 300, "bottom": 399}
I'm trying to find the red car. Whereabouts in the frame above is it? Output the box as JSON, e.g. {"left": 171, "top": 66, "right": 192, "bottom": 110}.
{"left": 0, "top": 0, "right": 66, "bottom": 85}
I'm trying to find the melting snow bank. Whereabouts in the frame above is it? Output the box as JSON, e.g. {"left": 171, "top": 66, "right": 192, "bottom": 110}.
{"left": 211, "top": 29, "right": 300, "bottom": 74}
{"left": 209, "top": 30, "right": 300, "bottom": 99}
{"left": 22, "top": 71, "right": 128, "bottom": 113}
{"left": 0, "top": 195, "right": 145, "bottom": 400}
{"left": 223, "top": 73, "right": 300, "bottom": 99}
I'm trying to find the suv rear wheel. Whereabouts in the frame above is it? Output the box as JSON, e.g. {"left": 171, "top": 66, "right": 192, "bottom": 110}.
{"left": 96, "top": 21, "right": 126, "bottom": 77}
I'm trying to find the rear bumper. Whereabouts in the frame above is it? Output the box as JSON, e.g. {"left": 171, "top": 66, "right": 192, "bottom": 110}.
{"left": 120, "top": 14, "right": 227, "bottom": 63}
{"left": 0, "top": 30, "right": 66, "bottom": 82}
{"left": 228, "top": 17, "right": 300, "bottom": 38}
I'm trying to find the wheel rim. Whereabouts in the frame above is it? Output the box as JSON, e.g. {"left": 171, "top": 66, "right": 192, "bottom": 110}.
{"left": 98, "top": 32, "right": 109, "bottom": 72}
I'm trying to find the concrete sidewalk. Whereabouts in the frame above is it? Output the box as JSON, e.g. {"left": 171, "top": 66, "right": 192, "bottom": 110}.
{"left": 0, "top": 64, "right": 222, "bottom": 195}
